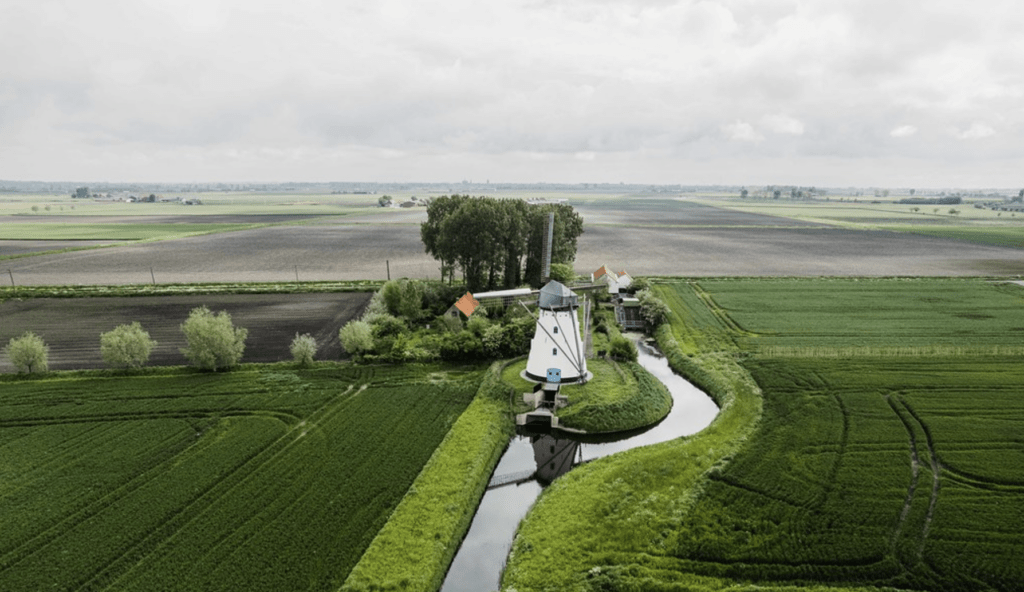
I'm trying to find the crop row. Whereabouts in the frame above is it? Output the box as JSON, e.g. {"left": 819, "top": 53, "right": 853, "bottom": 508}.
{"left": 0, "top": 364, "right": 480, "bottom": 591}
{"left": 504, "top": 278, "right": 1024, "bottom": 591}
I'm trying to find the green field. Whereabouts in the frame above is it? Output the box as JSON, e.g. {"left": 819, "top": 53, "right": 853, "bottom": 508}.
{"left": 0, "top": 364, "right": 480, "bottom": 591}
{"left": 504, "top": 278, "right": 1024, "bottom": 591}
{"left": 880, "top": 225, "right": 1024, "bottom": 249}
{"left": 703, "top": 198, "right": 1024, "bottom": 250}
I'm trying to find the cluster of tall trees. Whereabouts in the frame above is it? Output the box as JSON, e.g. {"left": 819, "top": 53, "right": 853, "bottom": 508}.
{"left": 420, "top": 195, "right": 584, "bottom": 292}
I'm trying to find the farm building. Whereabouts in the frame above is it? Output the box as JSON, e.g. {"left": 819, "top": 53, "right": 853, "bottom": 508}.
{"left": 444, "top": 292, "right": 480, "bottom": 320}
{"left": 617, "top": 297, "right": 644, "bottom": 330}
{"left": 591, "top": 265, "right": 633, "bottom": 294}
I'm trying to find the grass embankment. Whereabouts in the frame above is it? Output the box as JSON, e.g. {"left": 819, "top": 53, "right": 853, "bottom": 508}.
{"left": 501, "top": 358, "right": 672, "bottom": 433}
{"left": 341, "top": 361, "right": 516, "bottom": 592}
{"left": 0, "top": 363, "right": 479, "bottom": 592}
{"left": 501, "top": 282, "right": 763, "bottom": 591}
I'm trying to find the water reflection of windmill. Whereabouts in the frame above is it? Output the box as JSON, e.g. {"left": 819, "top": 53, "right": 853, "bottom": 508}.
{"left": 486, "top": 432, "right": 582, "bottom": 490}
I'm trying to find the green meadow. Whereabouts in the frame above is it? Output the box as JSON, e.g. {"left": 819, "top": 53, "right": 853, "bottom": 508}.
{"left": 504, "top": 278, "right": 1024, "bottom": 591}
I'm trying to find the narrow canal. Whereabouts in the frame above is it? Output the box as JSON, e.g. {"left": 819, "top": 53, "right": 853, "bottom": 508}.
{"left": 440, "top": 338, "right": 721, "bottom": 591}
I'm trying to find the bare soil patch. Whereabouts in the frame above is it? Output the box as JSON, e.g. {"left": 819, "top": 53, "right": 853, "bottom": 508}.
{"left": 8, "top": 223, "right": 439, "bottom": 285}
{"left": 573, "top": 198, "right": 827, "bottom": 227}
{"left": 575, "top": 225, "right": 1024, "bottom": 276}
{"left": 0, "top": 292, "right": 371, "bottom": 371}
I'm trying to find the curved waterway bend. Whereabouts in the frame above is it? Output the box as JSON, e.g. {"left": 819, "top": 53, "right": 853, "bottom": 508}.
{"left": 440, "top": 339, "right": 721, "bottom": 592}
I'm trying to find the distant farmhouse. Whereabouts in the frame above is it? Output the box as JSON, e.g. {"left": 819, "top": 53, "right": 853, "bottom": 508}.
{"left": 591, "top": 265, "right": 632, "bottom": 294}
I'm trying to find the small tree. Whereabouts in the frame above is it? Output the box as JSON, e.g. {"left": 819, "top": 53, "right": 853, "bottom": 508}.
{"left": 5, "top": 332, "right": 49, "bottom": 373}
{"left": 180, "top": 306, "right": 247, "bottom": 371}
{"left": 548, "top": 262, "right": 575, "bottom": 284}
{"left": 636, "top": 289, "right": 670, "bottom": 331}
{"left": 100, "top": 322, "right": 157, "bottom": 370}
{"left": 339, "top": 320, "right": 374, "bottom": 356}
{"left": 290, "top": 333, "right": 317, "bottom": 366}
{"left": 609, "top": 335, "right": 638, "bottom": 361}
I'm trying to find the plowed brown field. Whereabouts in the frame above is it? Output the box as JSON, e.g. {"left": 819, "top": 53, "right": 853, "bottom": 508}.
{"left": 4, "top": 199, "right": 1023, "bottom": 286}
{"left": 0, "top": 292, "right": 371, "bottom": 371}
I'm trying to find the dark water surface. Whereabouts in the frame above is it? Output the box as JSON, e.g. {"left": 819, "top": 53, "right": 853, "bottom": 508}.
{"left": 440, "top": 339, "right": 720, "bottom": 592}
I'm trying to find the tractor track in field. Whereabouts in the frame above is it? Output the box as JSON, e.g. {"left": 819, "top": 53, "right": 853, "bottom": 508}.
{"left": 887, "top": 395, "right": 942, "bottom": 565}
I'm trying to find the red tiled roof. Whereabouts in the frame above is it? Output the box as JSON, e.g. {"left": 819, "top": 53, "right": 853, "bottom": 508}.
{"left": 453, "top": 292, "right": 480, "bottom": 317}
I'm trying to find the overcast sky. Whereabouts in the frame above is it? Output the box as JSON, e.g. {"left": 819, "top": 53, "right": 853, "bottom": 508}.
{"left": 2, "top": 0, "right": 1022, "bottom": 188}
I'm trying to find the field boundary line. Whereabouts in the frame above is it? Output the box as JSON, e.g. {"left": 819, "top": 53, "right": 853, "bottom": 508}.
{"left": 689, "top": 282, "right": 757, "bottom": 338}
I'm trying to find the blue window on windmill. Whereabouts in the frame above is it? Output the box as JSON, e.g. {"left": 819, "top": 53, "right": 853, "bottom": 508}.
{"left": 547, "top": 368, "right": 561, "bottom": 383}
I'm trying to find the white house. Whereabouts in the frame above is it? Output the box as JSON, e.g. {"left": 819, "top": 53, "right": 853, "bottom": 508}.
{"left": 591, "top": 265, "right": 632, "bottom": 294}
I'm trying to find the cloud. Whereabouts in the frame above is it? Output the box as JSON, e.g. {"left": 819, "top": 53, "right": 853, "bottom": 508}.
{"left": 957, "top": 122, "right": 996, "bottom": 140}
{"left": 722, "top": 120, "right": 764, "bottom": 143}
{"left": 1, "top": 1, "right": 1023, "bottom": 185}
{"left": 761, "top": 114, "right": 805, "bottom": 135}
{"left": 890, "top": 125, "right": 918, "bottom": 138}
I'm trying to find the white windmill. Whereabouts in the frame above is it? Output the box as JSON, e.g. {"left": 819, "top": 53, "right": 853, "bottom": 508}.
{"left": 524, "top": 280, "right": 589, "bottom": 385}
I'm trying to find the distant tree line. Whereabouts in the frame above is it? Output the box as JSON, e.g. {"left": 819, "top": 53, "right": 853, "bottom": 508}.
{"left": 898, "top": 196, "right": 963, "bottom": 205}
{"left": 420, "top": 195, "right": 584, "bottom": 292}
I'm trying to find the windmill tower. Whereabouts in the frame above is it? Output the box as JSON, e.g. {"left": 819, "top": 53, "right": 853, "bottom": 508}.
{"left": 524, "top": 280, "right": 589, "bottom": 384}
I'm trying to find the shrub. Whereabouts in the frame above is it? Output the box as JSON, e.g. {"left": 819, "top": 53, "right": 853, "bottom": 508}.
{"left": 439, "top": 331, "right": 484, "bottom": 361}
{"left": 370, "top": 314, "right": 407, "bottom": 338}
{"left": 381, "top": 279, "right": 425, "bottom": 320}
{"left": 481, "top": 324, "right": 504, "bottom": 356}
{"left": 100, "top": 322, "right": 157, "bottom": 370}
{"left": 339, "top": 321, "right": 374, "bottom": 356}
{"left": 549, "top": 262, "right": 576, "bottom": 284}
{"left": 4, "top": 331, "right": 49, "bottom": 373}
{"left": 290, "top": 333, "right": 317, "bottom": 366}
{"left": 637, "top": 289, "right": 670, "bottom": 331}
{"left": 466, "top": 311, "right": 490, "bottom": 337}
{"left": 179, "top": 306, "right": 247, "bottom": 371}
{"left": 609, "top": 336, "right": 638, "bottom": 361}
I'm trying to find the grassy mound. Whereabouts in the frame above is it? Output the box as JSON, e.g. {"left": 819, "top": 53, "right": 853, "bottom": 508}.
{"left": 501, "top": 358, "right": 672, "bottom": 433}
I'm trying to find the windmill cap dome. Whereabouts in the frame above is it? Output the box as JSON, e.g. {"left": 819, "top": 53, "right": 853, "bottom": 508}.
{"left": 538, "top": 280, "right": 578, "bottom": 309}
